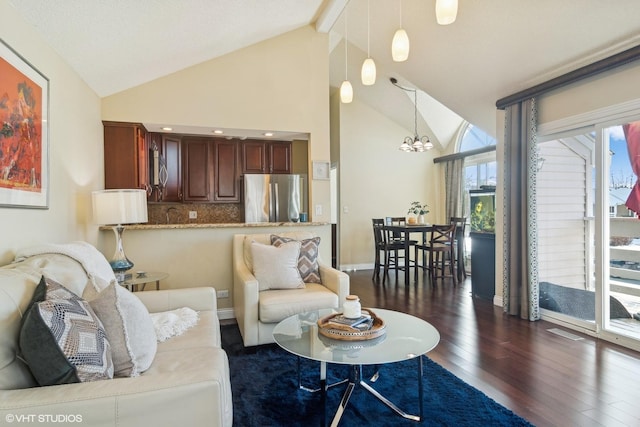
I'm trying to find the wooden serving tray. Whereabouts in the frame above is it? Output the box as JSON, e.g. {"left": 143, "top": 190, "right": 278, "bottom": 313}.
{"left": 317, "top": 308, "right": 386, "bottom": 341}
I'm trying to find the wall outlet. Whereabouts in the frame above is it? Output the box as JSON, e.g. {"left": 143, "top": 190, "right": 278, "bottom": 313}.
{"left": 217, "top": 289, "right": 229, "bottom": 299}
{"left": 315, "top": 204, "right": 323, "bottom": 216}
{"left": 189, "top": 211, "right": 197, "bottom": 219}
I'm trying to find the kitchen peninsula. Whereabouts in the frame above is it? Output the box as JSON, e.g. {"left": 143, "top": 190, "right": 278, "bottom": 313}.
{"left": 96, "top": 222, "right": 331, "bottom": 320}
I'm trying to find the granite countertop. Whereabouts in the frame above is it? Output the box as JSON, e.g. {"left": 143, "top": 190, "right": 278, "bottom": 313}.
{"left": 99, "top": 222, "right": 330, "bottom": 231}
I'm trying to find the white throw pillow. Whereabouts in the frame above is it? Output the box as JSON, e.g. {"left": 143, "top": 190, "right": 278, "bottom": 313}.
{"left": 89, "top": 283, "right": 157, "bottom": 377}
{"left": 251, "top": 241, "right": 305, "bottom": 291}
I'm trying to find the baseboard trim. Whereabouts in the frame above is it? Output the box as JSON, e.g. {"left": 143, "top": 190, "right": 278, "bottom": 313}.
{"left": 217, "top": 308, "right": 235, "bottom": 320}
{"left": 340, "top": 263, "right": 374, "bottom": 271}
{"left": 493, "top": 295, "right": 503, "bottom": 307}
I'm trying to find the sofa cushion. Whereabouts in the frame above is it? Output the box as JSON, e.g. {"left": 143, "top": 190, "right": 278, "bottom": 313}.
{"left": 19, "top": 276, "right": 114, "bottom": 386}
{"left": 251, "top": 241, "right": 304, "bottom": 291}
{"left": 259, "top": 283, "right": 339, "bottom": 323}
{"left": 155, "top": 310, "right": 220, "bottom": 352}
{"left": 243, "top": 231, "right": 315, "bottom": 271}
{"left": 271, "top": 235, "right": 322, "bottom": 283}
{"left": 89, "top": 282, "right": 157, "bottom": 377}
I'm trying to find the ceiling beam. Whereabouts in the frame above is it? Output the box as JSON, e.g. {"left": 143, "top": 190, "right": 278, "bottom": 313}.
{"left": 316, "top": 0, "right": 349, "bottom": 33}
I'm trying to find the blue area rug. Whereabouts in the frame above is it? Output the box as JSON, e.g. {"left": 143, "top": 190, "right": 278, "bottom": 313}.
{"left": 227, "top": 341, "right": 534, "bottom": 427}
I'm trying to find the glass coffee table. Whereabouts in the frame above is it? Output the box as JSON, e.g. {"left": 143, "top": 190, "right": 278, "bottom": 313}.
{"left": 273, "top": 308, "right": 440, "bottom": 426}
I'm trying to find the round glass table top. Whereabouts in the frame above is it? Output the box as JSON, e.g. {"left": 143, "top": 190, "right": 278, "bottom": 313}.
{"left": 273, "top": 308, "right": 440, "bottom": 365}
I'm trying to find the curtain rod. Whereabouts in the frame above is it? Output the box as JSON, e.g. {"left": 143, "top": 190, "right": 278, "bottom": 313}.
{"left": 496, "top": 44, "right": 640, "bottom": 110}
{"left": 433, "top": 145, "right": 496, "bottom": 164}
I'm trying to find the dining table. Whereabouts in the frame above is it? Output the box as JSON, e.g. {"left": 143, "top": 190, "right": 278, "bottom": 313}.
{"left": 382, "top": 223, "right": 432, "bottom": 285}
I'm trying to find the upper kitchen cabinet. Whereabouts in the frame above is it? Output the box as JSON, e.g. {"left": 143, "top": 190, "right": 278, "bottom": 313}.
{"left": 181, "top": 137, "right": 212, "bottom": 202}
{"left": 241, "top": 140, "right": 291, "bottom": 174}
{"left": 161, "top": 134, "right": 182, "bottom": 202}
{"left": 269, "top": 142, "right": 292, "bottom": 174}
{"left": 103, "top": 121, "right": 149, "bottom": 192}
{"left": 213, "top": 139, "right": 240, "bottom": 202}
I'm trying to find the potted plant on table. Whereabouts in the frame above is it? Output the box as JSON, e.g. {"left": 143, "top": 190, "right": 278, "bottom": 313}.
{"left": 407, "top": 201, "right": 429, "bottom": 224}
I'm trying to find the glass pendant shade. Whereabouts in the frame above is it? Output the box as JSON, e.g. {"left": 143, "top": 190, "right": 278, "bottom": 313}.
{"left": 392, "top": 28, "right": 410, "bottom": 62}
{"left": 340, "top": 80, "right": 353, "bottom": 103}
{"left": 436, "top": 0, "right": 458, "bottom": 25}
{"left": 361, "top": 58, "right": 376, "bottom": 85}
{"left": 399, "top": 138, "right": 413, "bottom": 152}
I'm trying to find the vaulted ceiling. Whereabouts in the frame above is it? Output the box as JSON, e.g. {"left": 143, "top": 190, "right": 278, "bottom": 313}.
{"left": 9, "top": 0, "right": 640, "bottom": 147}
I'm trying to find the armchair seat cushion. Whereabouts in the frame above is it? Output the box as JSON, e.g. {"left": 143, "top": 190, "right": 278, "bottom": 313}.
{"left": 259, "top": 283, "right": 339, "bottom": 324}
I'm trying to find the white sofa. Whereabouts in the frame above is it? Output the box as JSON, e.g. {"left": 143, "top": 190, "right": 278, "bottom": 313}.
{"left": 233, "top": 231, "right": 349, "bottom": 346}
{"left": 0, "top": 244, "right": 232, "bottom": 427}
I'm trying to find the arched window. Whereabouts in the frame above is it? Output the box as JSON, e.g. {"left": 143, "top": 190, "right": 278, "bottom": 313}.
{"left": 458, "top": 123, "right": 497, "bottom": 190}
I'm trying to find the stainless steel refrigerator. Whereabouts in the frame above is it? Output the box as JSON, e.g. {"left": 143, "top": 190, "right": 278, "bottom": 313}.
{"left": 244, "top": 174, "right": 307, "bottom": 222}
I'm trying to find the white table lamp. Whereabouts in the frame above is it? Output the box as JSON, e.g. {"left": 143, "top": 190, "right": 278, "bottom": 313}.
{"left": 92, "top": 189, "right": 148, "bottom": 281}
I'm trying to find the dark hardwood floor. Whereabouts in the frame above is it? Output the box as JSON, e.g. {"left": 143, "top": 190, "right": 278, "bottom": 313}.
{"left": 348, "top": 269, "right": 640, "bottom": 427}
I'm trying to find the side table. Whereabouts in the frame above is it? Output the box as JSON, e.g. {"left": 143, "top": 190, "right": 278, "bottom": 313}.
{"left": 120, "top": 271, "right": 168, "bottom": 292}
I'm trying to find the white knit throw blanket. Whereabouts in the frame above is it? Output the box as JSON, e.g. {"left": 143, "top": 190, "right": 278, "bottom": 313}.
{"left": 13, "top": 241, "right": 117, "bottom": 291}
{"left": 150, "top": 307, "right": 199, "bottom": 342}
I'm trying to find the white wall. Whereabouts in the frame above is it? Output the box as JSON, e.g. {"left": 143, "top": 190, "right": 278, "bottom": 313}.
{"left": 336, "top": 96, "right": 441, "bottom": 269}
{"left": 0, "top": 1, "right": 103, "bottom": 265}
{"left": 538, "top": 61, "right": 640, "bottom": 124}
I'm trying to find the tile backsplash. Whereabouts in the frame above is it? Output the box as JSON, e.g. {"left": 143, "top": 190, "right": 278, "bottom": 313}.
{"left": 147, "top": 203, "right": 243, "bottom": 224}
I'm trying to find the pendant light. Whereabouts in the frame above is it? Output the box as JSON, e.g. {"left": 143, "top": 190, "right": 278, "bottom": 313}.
{"left": 361, "top": 0, "right": 376, "bottom": 85}
{"left": 391, "top": 0, "right": 409, "bottom": 62}
{"left": 391, "top": 78, "right": 433, "bottom": 153}
{"left": 340, "top": 6, "right": 353, "bottom": 103}
{"left": 436, "top": 0, "right": 458, "bottom": 25}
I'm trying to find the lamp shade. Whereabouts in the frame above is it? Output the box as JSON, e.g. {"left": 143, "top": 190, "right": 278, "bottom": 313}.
{"left": 436, "top": 0, "right": 458, "bottom": 25}
{"left": 92, "top": 189, "right": 148, "bottom": 225}
{"left": 361, "top": 58, "right": 377, "bottom": 86}
{"left": 340, "top": 80, "right": 353, "bottom": 103}
{"left": 392, "top": 28, "right": 410, "bottom": 62}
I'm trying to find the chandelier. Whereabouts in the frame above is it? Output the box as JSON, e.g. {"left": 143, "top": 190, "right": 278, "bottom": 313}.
{"left": 390, "top": 78, "right": 433, "bottom": 152}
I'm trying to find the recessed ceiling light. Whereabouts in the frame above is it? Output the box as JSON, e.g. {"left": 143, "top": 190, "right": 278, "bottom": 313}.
{"left": 213, "top": 129, "right": 223, "bottom": 134}
{"left": 264, "top": 132, "right": 274, "bottom": 137}
{"left": 161, "top": 127, "right": 173, "bottom": 131}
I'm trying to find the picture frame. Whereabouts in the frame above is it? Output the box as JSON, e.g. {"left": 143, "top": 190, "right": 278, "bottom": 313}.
{"left": 312, "top": 161, "right": 330, "bottom": 181}
{"left": 0, "top": 38, "right": 49, "bottom": 209}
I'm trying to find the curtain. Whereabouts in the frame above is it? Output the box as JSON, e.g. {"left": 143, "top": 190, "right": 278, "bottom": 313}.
{"left": 444, "top": 158, "right": 465, "bottom": 221}
{"left": 623, "top": 121, "right": 640, "bottom": 216}
{"left": 502, "top": 98, "right": 540, "bottom": 321}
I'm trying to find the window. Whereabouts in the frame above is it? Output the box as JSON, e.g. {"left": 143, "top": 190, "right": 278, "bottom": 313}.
{"left": 458, "top": 123, "right": 497, "bottom": 192}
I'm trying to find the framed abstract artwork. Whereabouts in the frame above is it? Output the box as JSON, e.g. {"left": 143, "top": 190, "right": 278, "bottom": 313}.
{"left": 0, "top": 38, "right": 49, "bottom": 209}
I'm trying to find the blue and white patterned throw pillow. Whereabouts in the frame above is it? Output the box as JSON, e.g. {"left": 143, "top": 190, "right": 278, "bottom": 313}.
{"left": 19, "top": 276, "right": 114, "bottom": 385}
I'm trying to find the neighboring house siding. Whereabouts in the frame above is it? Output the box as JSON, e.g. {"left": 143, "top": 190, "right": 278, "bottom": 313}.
{"left": 537, "top": 139, "right": 589, "bottom": 289}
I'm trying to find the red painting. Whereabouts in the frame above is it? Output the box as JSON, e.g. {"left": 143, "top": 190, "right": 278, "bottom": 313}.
{"left": 0, "top": 56, "right": 43, "bottom": 192}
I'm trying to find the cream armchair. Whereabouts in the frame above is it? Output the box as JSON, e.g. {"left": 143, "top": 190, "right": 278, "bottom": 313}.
{"left": 233, "top": 231, "right": 349, "bottom": 346}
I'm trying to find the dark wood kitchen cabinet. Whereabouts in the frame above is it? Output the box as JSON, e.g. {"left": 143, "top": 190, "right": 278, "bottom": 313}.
{"left": 213, "top": 139, "right": 240, "bottom": 202}
{"left": 269, "top": 141, "right": 292, "bottom": 174}
{"left": 161, "top": 135, "right": 182, "bottom": 202}
{"left": 103, "top": 121, "right": 149, "bottom": 192}
{"left": 241, "top": 140, "right": 291, "bottom": 174}
{"left": 182, "top": 137, "right": 212, "bottom": 202}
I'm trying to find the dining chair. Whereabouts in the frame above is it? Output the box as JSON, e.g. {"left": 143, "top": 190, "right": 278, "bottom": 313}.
{"left": 414, "top": 223, "right": 457, "bottom": 284}
{"left": 450, "top": 217, "right": 468, "bottom": 281}
{"left": 372, "top": 218, "right": 409, "bottom": 283}
{"left": 385, "top": 216, "right": 419, "bottom": 245}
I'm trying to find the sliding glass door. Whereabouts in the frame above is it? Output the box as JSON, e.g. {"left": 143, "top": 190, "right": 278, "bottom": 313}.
{"left": 538, "top": 119, "right": 640, "bottom": 349}
{"left": 537, "top": 131, "right": 596, "bottom": 329}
